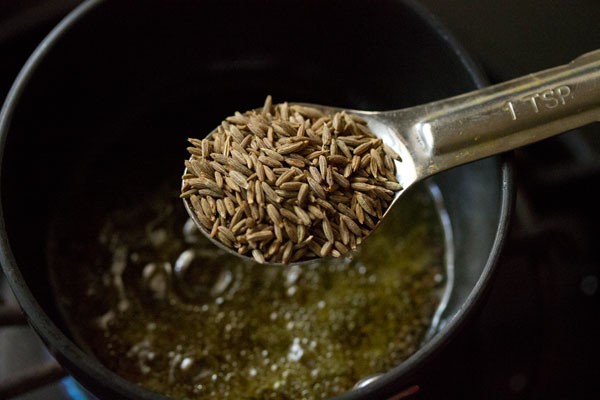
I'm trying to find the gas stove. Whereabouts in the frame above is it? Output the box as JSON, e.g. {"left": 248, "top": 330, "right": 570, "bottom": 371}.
{"left": 1, "top": 1, "right": 599, "bottom": 399}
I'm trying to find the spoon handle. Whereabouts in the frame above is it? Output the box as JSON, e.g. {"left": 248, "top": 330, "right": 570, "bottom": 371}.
{"left": 406, "top": 49, "right": 600, "bottom": 177}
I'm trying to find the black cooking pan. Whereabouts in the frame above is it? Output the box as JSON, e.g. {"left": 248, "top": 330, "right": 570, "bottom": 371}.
{"left": 0, "top": 0, "right": 512, "bottom": 399}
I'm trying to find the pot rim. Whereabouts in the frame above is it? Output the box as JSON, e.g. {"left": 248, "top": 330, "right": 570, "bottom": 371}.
{"left": 0, "top": 0, "right": 514, "bottom": 399}
{"left": 0, "top": 0, "right": 166, "bottom": 398}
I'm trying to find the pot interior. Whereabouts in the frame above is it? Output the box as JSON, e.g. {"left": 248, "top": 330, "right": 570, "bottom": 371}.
{"left": 0, "top": 0, "right": 509, "bottom": 398}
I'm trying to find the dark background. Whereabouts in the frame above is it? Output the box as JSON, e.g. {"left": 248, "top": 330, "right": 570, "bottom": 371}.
{"left": 422, "top": 0, "right": 600, "bottom": 80}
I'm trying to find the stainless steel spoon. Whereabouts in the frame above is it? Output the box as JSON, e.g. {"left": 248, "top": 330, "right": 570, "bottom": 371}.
{"left": 184, "top": 49, "right": 600, "bottom": 265}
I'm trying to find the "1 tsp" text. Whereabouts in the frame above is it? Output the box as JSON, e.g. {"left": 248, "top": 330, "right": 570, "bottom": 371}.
{"left": 504, "top": 85, "right": 571, "bottom": 120}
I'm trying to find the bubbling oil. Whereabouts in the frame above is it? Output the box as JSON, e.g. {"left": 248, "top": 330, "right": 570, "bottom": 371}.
{"left": 48, "top": 181, "right": 449, "bottom": 400}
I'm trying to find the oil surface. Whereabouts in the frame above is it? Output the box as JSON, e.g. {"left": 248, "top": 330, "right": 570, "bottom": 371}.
{"left": 48, "top": 181, "right": 446, "bottom": 400}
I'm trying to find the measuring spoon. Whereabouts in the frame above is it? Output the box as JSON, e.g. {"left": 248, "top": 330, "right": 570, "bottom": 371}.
{"left": 184, "top": 49, "right": 600, "bottom": 265}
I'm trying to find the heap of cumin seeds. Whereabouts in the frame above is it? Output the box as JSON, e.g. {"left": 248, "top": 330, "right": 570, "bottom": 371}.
{"left": 181, "top": 96, "right": 402, "bottom": 264}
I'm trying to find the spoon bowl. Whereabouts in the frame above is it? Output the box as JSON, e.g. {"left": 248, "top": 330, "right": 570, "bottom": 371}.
{"left": 185, "top": 49, "right": 600, "bottom": 266}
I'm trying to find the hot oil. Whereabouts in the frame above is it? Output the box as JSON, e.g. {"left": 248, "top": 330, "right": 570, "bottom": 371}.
{"left": 46, "top": 91, "right": 450, "bottom": 400}
{"left": 48, "top": 178, "right": 449, "bottom": 400}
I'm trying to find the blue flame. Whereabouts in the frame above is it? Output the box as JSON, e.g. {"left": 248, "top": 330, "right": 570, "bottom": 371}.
{"left": 61, "top": 376, "right": 92, "bottom": 400}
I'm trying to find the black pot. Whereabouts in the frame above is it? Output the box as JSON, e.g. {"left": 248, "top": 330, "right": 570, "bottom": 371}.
{"left": 0, "top": 0, "right": 513, "bottom": 399}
